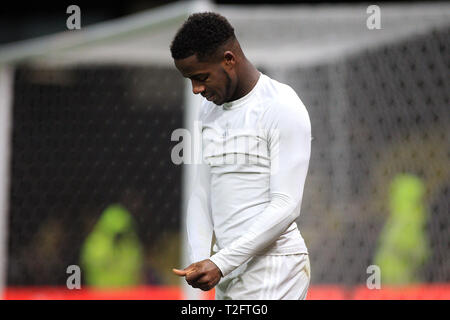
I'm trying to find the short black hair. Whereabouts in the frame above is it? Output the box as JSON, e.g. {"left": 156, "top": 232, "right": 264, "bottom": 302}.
{"left": 170, "top": 12, "right": 235, "bottom": 61}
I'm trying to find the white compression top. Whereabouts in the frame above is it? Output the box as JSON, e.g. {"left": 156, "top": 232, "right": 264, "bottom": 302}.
{"left": 186, "top": 72, "right": 312, "bottom": 277}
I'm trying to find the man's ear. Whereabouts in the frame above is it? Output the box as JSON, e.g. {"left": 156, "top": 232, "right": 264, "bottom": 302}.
{"left": 223, "top": 51, "right": 236, "bottom": 69}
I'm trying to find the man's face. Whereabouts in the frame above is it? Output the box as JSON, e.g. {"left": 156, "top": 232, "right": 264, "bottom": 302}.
{"left": 174, "top": 54, "right": 236, "bottom": 105}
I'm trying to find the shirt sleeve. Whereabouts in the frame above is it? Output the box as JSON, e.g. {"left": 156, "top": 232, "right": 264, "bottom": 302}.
{"left": 186, "top": 105, "right": 214, "bottom": 264}
{"left": 209, "top": 96, "right": 312, "bottom": 277}
{"left": 186, "top": 162, "right": 213, "bottom": 263}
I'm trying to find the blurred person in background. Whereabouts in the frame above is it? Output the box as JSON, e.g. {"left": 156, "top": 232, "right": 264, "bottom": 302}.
{"left": 374, "top": 174, "right": 430, "bottom": 284}
{"left": 17, "top": 216, "right": 67, "bottom": 285}
{"left": 170, "top": 12, "right": 312, "bottom": 299}
{"left": 80, "top": 188, "right": 145, "bottom": 287}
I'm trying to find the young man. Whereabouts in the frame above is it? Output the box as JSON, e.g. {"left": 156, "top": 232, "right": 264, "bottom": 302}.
{"left": 171, "top": 12, "right": 312, "bottom": 300}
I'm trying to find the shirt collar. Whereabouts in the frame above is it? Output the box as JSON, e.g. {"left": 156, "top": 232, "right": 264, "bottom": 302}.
{"left": 222, "top": 72, "right": 262, "bottom": 110}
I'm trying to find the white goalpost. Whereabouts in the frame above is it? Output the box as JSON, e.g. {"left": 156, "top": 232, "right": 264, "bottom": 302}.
{"left": 0, "top": 66, "right": 14, "bottom": 299}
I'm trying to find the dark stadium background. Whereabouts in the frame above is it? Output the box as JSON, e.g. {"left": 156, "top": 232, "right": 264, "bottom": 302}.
{"left": 1, "top": 0, "right": 443, "bottom": 44}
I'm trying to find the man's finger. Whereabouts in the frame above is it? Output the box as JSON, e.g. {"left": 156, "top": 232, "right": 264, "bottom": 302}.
{"left": 186, "top": 270, "right": 203, "bottom": 284}
{"left": 173, "top": 267, "right": 198, "bottom": 277}
{"left": 199, "top": 284, "right": 212, "bottom": 291}
{"left": 172, "top": 268, "right": 187, "bottom": 276}
{"left": 195, "top": 275, "right": 210, "bottom": 285}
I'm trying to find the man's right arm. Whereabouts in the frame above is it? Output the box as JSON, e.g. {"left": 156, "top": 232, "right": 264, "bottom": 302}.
{"left": 186, "top": 152, "right": 214, "bottom": 263}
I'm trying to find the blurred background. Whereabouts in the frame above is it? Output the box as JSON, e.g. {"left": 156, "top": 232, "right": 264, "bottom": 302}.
{"left": 0, "top": 0, "right": 448, "bottom": 299}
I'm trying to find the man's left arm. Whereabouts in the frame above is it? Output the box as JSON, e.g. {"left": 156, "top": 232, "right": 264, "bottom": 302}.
{"left": 209, "top": 98, "right": 312, "bottom": 277}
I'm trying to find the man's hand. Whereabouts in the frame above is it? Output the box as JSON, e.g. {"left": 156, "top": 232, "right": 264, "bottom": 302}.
{"left": 172, "top": 259, "right": 222, "bottom": 291}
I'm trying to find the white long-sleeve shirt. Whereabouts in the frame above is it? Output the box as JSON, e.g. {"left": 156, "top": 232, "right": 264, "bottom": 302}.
{"left": 186, "top": 72, "right": 311, "bottom": 277}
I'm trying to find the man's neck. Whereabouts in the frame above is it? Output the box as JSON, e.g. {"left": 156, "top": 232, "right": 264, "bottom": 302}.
{"left": 230, "top": 60, "right": 260, "bottom": 101}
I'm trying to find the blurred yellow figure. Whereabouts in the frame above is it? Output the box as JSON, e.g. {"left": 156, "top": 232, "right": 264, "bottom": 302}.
{"left": 374, "top": 174, "right": 430, "bottom": 285}
{"left": 80, "top": 204, "right": 144, "bottom": 287}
